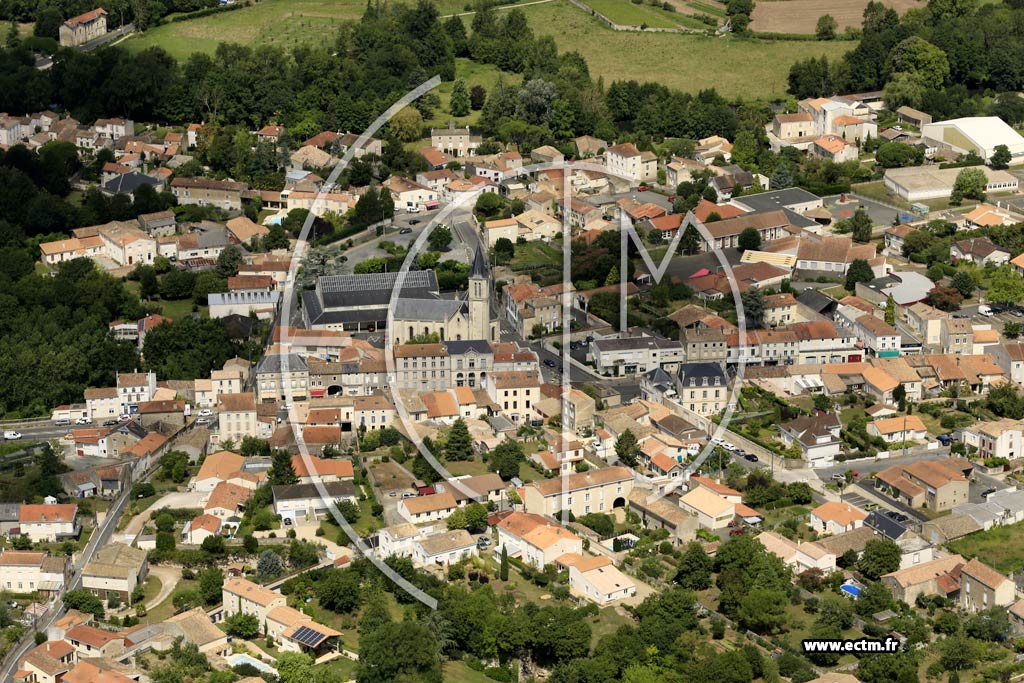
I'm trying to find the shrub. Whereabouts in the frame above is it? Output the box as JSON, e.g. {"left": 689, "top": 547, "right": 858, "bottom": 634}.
{"left": 711, "top": 618, "right": 726, "bottom": 639}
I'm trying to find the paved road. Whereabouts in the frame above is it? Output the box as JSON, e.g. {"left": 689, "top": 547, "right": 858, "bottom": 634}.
{"left": 813, "top": 448, "right": 952, "bottom": 482}
{"left": 0, "top": 477, "right": 135, "bottom": 682}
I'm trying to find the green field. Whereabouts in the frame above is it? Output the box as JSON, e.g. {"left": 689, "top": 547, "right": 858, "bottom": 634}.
{"left": 948, "top": 521, "right": 1024, "bottom": 574}
{"left": 516, "top": 2, "right": 835, "bottom": 97}
{"left": 125, "top": 0, "right": 834, "bottom": 99}
{"left": 583, "top": 0, "right": 689, "bottom": 28}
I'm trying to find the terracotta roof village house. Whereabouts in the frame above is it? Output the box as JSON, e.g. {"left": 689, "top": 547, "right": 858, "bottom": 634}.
{"left": 876, "top": 458, "right": 971, "bottom": 511}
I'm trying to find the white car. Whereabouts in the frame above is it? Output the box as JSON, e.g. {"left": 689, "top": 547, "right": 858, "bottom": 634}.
{"left": 710, "top": 437, "right": 724, "bottom": 446}
{"left": 722, "top": 443, "right": 737, "bottom": 452}
{"left": 197, "top": 409, "right": 212, "bottom": 417}
{"left": 75, "top": 416, "right": 92, "bottom": 425}
{"left": 3, "top": 431, "right": 21, "bottom": 440}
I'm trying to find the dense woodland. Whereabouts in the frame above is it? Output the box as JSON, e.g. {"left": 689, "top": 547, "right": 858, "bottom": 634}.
{"left": 789, "top": 0, "right": 1024, "bottom": 117}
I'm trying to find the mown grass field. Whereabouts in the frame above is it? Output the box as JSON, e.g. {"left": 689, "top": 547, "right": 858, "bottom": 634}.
{"left": 124, "top": 0, "right": 836, "bottom": 99}
{"left": 948, "top": 521, "right": 1024, "bottom": 574}
{"left": 582, "top": 0, "right": 688, "bottom": 28}
{"left": 512, "top": 1, "right": 837, "bottom": 97}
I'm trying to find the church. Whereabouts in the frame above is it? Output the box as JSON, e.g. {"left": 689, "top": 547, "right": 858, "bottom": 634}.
{"left": 390, "top": 246, "right": 498, "bottom": 345}
{"left": 302, "top": 245, "right": 498, "bottom": 345}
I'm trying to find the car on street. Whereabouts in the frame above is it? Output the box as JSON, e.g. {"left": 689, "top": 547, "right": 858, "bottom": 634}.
{"left": 3, "top": 431, "right": 21, "bottom": 440}
{"left": 388, "top": 491, "right": 397, "bottom": 497}
{"left": 744, "top": 453, "right": 759, "bottom": 463}
{"left": 119, "top": 414, "right": 131, "bottom": 421}
{"left": 721, "top": 443, "right": 736, "bottom": 452}
{"left": 198, "top": 409, "right": 213, "bottom": 417}
{"left": 103, "top": 420, "right": 118, "bottom": 426}
{"left": 408, "top": 219, "right": 421, "bottom": 225}
{"left": 543, "top": 359, "right": 557, "bottom": 367}
{"left": 885, "top": 511, "right": 909, "bottom": 522}
{"left": 75, "top": 416, "right": 92, "bottom": 425}
{"left": 400, "top": 227, "right": 413, "bottom": 234}
{"left": 953, "top": 313, "right": 970, "bottom": 318}
{"left": 831, "top": 473, "right": 847, "bottom": 481}
{"left": 196, "top": 418, "right": 211, "bottom": 425}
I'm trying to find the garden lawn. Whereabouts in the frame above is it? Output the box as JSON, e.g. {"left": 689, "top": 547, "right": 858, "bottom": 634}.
{"left": 144, "top": 578, "right": 197, "bottom": 622}
{"left": 948, "top": 520, "right": 1024, "bottom": 574}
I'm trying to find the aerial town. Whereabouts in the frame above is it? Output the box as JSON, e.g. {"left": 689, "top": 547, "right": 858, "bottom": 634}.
{"left": 5, "top": 1, "right": 1024, "bottom": 682}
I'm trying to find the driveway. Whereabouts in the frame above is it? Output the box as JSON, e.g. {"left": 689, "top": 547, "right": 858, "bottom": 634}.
{"left": 123, "top": 491, "right": 206, "bottom": 538}
{"left": 144, "top": 565, "right": 181, "bottom": 610}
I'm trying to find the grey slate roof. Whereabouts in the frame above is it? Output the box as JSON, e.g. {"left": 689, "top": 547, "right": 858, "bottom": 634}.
{"left": 102, "top": 172, "right": 161, "bottom": 195}
{"left": 444, "top": 340, "right": 492, "bottom": 355}
{"left": 392, "top": 297, "right": 466, "bottom": 322}
{"left": 676, "top": 362, "right": 728, "bottom": 386}
{"left": 256, "top": 353, "right": 309, "bottom": 375}
{"left": 272, "top": 481, "right": 357, "bottom": 502}
{"left": 316, "top": 270, "right": 439, "bottom": 309}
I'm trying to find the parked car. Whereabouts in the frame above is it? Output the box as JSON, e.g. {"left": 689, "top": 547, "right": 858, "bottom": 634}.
{"left": 3, "top": 431, "right": 21, "bottom": 440}
{"left": 864, "top": 503, "right": 878, "bottom": 511}
{"left": 198, "top": 409, "right": 213, "bottom": 417}
{"left": 937, "top": 434, "right": 952, "bottom": 445}
{"left": 119, "top": 414, "right": 131, "bottom": 421}
{"left": 400, "top": 227, "right": 413, "bottom": 234}
{"left": 406, "top": 206, "right": 421, "bottom": 213}
{"left": 476, "top": 536, "right": 492, "bottom": 549}
{"left": 408, "top": 219, "right": 421, "bottom": 225}
{"left": 54, "top": 419, "right": 70, "bottom": 426}
{"left": 981, "top": 488, "right": 997, "bottom": 497}
{"left": 75, "top": 416, "right": 92, "bottom": 425}
{"left": 196, "top": 418, "right": 211, "bottom": 425}
{"left": 729, "top": 527, "right": 746, "bottom": 536}
{"left": 103, "top": 420, "right": 118, "bottom": 427}
{"left": 543, "top": 359, "right": 557, "bottom": 367}
{"left": 744, "top": 453, "right": 759, "bottom": 463}
{"left": 401, "top": 492, "right": 417, "bottom": 499}
{"left": 831, "top": 473, "right": 847, "bottom": 481}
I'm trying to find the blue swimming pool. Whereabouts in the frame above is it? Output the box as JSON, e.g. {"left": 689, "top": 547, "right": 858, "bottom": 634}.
{"left": 841, "top": 584, "right": 861, "bottom": 597}
{"left": 227, "top": 653, "right": 277, "bottom": 674}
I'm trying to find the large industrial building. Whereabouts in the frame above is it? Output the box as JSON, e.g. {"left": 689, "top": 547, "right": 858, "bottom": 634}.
{"left": 921, "top": 117, "right": 1024, "bottom": 161}
{"left": 883, "top": 166, "right": 1019, "bottom": 202}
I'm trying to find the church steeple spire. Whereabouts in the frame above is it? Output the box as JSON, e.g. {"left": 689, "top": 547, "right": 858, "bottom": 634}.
{"left": 470, "top": 244, "right": 488, "bottom": 279}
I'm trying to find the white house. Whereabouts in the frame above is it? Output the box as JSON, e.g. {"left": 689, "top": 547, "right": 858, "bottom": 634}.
{"left": 18, "top": 505, "right": 78, "bottom": 543}
{"left": 809, "top": 502, "right": 867, "bottom": 536}
{"left": 495, "top": 511, "right": 582, "bottom": 570}
{"left": 562, "top": 554, "right": 637, "bottom": 605}
{"left": 413, "top": 530, "right": 477, "bottom": 567}
{"left": 398, "top": 492, "right": 458, "bottom": 524}
{"left": 272, "top": 482, "right": 358, "bottom": 523}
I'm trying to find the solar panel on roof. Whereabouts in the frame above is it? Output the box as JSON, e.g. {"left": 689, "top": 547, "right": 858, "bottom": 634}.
{"left": 291, "top": 625, "right": 326, "bottom": 646}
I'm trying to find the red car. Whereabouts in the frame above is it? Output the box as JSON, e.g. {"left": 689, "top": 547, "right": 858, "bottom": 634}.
{"left": 729, "top": 527, "right": 746, "bottom": 536}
